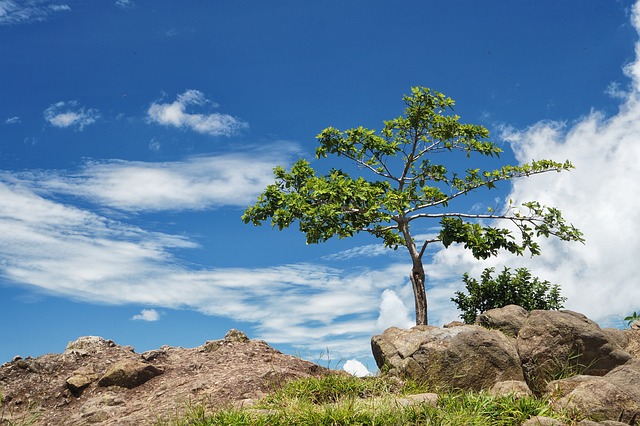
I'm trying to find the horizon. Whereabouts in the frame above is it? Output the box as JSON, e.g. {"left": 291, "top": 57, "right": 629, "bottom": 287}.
{"left": 1, "top": 0, "right": 639, "bottom": 374}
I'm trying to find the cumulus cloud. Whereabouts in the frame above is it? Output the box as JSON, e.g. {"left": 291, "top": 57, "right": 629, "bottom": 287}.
{"left": 4, "top": 116, "right": 20, "bottom": 124}
{"left": 421, "top": 0, "right": 640, "bottom": 328}
{"left": 43, "top": 101, "right": 100, "bottom": 130}
{"left": 132, "top": 309, "right": 160, "bottom": 321}
{"left": 343, "top": 359, "right": 371, "bottom": 377}
{"left": 27, "top": 150, "right": 294, "bottom": 211}
{"left": 0, "top": 0, "right": 71, "bottom": 25}
{"left": 375, "top": 289, "right": 414, "bottom": 331}
{"left": 147, "top": 90, "right": 248, "bottom": 136}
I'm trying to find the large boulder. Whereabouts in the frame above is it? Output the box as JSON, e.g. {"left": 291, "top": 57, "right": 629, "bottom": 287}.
{"left": 97, "top": 359, "right": 163, "bottom": 389}
{"left": 516, "top": 310, "right": 631, "bottom": 392}
{"left": 371, "top": 325, "right": 524, "bottom": 391}
{"left": 477, "top": 304, "right": 528, "bottom": 337}
{"left": 546, "top": 359, "right": 640, "bottom": 423}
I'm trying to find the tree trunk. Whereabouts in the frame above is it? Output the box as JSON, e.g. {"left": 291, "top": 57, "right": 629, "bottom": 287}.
{"left": 410, "top": 259, "right": 428, "bottom": 325}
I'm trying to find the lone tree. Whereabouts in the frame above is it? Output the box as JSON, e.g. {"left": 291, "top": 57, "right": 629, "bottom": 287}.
{"left": 242, "top": 87, "right": 583, "bottom": 325}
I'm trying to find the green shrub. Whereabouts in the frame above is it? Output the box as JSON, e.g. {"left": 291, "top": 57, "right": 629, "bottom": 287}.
{"left": 452, "top": 267, "right": 566, "bottom": 324}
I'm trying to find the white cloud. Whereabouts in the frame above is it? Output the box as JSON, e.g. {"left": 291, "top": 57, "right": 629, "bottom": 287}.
{"left": 115, "top": 0, "right": 134, "bottom": 8}
{"left": 132, "top": 309, "right": 160, "bottom": 321}
{"left": 4, "top": 116, "right": 19, "bottom": 124}
{"left": 27, "top": 150, "right": 294, "bottom": 212}
{"left": 0, "top": 167, "right": 411, "bottom": 359}
{"left": 43, "top": 101, "right": 100, "bottom": 130}
{"left": 147, "top": 90, "right": 248, "bottom": 136}
{"left": 422, "top": 0, "right": 640, "bottom": 328}
{"left": 343, "top": 359, "right": 371, "bottom": 377}
{"left": 375, "top": 289, "right": 414, "bottom": 331}
{"left": 0, "top": 0, "right": 71, "bottom": 25}
{"left": 322, "top": 244, "right": 393, "bottom": 261}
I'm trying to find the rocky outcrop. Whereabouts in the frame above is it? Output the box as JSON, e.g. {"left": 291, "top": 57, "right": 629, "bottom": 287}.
{"left": 371, "top": 324, "right": 524, "bottom": 391}
{"left": 0, "top": 329, "right": 331, "bottom": 425}
{"left": 546, "top": 358, "right": 640, "bottom": 424}
{"left": 516, "top": 310, "right": 631, "bottom": 392}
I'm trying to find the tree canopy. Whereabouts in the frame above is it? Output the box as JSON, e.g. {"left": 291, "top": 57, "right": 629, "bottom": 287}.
{"left": 243, "top": 87, "right": 584, "bottom": 325}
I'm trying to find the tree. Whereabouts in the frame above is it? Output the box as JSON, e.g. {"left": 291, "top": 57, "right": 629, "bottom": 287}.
{"left": 451, "top": 267, "right": 566, "bottom": 324}
{"left": 242, "top": 87, "right": 584, "bottom": 325}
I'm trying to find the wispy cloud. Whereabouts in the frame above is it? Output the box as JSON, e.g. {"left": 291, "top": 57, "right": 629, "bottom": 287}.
{"left": 0, "top": 0, "right": 72, "bottom": 25}
{"left": 115, "top": 0, "right": 134, "bottom": 9}
{"left": 147, "top": 90, "right": 248, "bottom": 136}
{"left": 132, "top": 309, "right": 160, "bottom": 321}
{"left": 43, "top": 101, "right": 100, "bottom": 130}
{"left": 25, "top": 150, "right": 293, "bottom": 212}
{"left": 0, "top": 172, "right": 411, "bottom": 358}
{"left": 4, "top": 116, "right": 20, "bottom": 124}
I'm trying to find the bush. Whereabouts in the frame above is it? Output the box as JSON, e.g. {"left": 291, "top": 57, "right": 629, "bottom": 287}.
{"left": 451, "top": 267, "right": 566, "bottom": 324}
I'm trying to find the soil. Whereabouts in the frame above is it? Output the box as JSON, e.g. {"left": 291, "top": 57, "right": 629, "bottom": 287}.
{"left": 0, "top": 330, "right": 333, "bottom": 425}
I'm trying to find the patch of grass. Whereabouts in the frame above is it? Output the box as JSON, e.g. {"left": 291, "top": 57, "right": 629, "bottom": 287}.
{"left": 0, "top": 393, "right": 41, "bottom": 426}
{"left": 160, "top": 374, "right": 575, "bottom": 426}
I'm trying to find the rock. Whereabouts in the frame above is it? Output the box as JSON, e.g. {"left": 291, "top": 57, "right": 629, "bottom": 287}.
{"left": 65, "top": 336, "right": 115, "bottom": 356}
{"left": 477, "top": 304, "right": 528, "bottom": 337}
{"left": 577, "top": 421, "right": 630, "bottom": 426}
{"left": 546, "top": 359, "right": 640, "bottom": 423}
{"left": 443, "top": 321, "right": 465, "bottom": 328}
{"left": 66, "top": 366, "right": 98, "bottom": 396}
{"left": 393, "top": 392, "right": 438, "bottom": 407}
{"left": 622, "top": 327, "right": 640, "bottom": 358}
{"left": 371, "top": 325, "right": 524, "bottom": 391}
{"left": 489, "top": 380, "right": 532, "bottom": 398}
{"left": 522, "top": 416, "right": 565, "bottom": 426}
{"left": 97, "top": 359, "right": 163, "bottom": 389}
{"left": 223, "top": 329, "right": 249, "bottom": 343}
{"left": 516, "top": 310, "right": 631, "bottom": 392}
{"left": 202, "top": 329, "right": 250, "bottom": 352}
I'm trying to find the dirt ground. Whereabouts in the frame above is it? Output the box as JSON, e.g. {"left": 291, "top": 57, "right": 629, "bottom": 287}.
{"left": 0, "top": 330, "right": 331, "bottom": 425}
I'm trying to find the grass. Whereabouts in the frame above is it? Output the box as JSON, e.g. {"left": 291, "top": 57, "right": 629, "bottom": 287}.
{"left": 157, "top": 373, "right": 576, "bottom": 426}
{"left": 0, "top": 393, "right": 40, "bottom": 426}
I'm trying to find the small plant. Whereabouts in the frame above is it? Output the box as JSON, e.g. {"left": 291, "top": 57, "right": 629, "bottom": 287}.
{"left": 452, "top": 267, "right": 567, "bottom": 324}
{"left": 624, "top": 311, "right": 640, "bottom": 328}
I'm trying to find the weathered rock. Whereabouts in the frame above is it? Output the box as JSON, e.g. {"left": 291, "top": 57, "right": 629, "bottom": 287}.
{"left": 622, "top": 327, "right": 640, "bottom": 358}
{"left": 489, "top": 380, "right": 532, "bottom": 398}
{"left": 202, "top": 328, "right": 250, "bottom": 352}
{"left": 371, "top": 325, "right": 524, "bottom": 391}
{"left": 546, "top": 358, "right": 640, "bottom": 423}
{"left": 516, "top": 310, "right": 631, "bottom": 392}
{"left": 65, "top": 336, "right": 116, "bottom": 356}
{"left": 443, "top": 321, "right": 465, "bottom": 328}
{"left": 477, "top": 304, "right": 528, "bottom": 337}
{"left": 522, "top": 416, "right": 565, "bottom": 426}
{"left": 97, "top": 359, "right": 163, "bottom": 389}
{"left": 66, "top": 366, "right": 98, "bottom": 396}
{"left": 0, "top": 330, "right": 332, "bottom": 425}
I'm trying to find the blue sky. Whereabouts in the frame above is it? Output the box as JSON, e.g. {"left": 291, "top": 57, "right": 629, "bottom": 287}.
{"left": 1, "top": 0, "right": 639, "bottom": 374}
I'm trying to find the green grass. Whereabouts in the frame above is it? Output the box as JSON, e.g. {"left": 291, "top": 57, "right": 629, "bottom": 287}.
{"left": 0, "top": 393, "right": 40, "bottom": 426}
{"left": 157, "top": 374, "right": 575, "bottom": 426}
